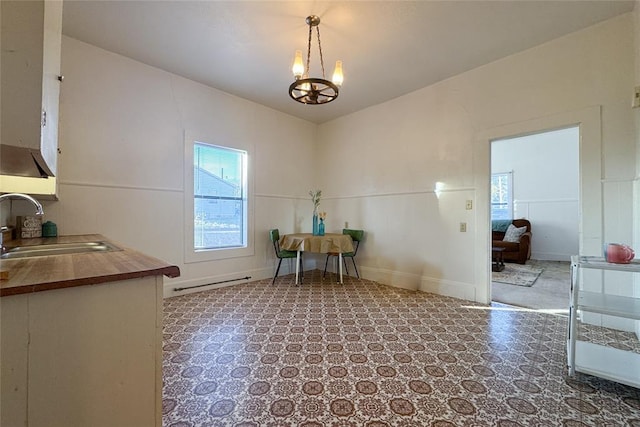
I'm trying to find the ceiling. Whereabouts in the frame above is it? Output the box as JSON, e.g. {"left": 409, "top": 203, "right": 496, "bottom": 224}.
{"left": 62, "top": 1, "right": 635, "bottom": 124}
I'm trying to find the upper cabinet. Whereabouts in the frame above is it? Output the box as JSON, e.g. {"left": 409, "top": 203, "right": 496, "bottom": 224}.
{"left": 1, "top": 0, "right": 63, "bottom": 183}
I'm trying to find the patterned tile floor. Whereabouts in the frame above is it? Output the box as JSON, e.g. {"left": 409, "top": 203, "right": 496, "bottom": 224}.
{"left": 580, "top": 322, "right": 640, "bottom": 356}
{"left": 162, "top": 271, "right": 640, "bottom": 426}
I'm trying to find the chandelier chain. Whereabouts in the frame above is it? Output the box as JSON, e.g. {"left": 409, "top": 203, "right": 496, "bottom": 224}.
{"left": 306, "top": 23, "right": 312, "bottom": 78}
{"left": 316, "top": 26, "right": 326, "bottom": 79}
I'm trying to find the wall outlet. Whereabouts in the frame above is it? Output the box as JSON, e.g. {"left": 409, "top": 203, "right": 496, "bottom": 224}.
{"left": 465, "top": 200, "right": 473, "bottom": 210}
{"left": 633, "top": 86, "right": 640, "bottom": 108}
{"left": 460, "top": 222, "right": 467, "bottom": 232}
{"left": 344, "top": 221, "right": 349, "bottom": 228}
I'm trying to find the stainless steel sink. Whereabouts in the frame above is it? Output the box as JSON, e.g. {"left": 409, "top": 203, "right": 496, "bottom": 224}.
{"left": 1, "top": 241, "right": 121, "bottom": 259}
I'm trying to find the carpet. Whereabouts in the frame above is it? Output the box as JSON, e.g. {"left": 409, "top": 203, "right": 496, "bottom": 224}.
{"left": 492, "top": 263, "right": 544, "bottom": 287}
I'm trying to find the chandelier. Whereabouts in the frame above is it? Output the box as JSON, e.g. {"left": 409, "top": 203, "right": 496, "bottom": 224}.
{"left": 289, "top": 15, "right": 343, "bottom": 105}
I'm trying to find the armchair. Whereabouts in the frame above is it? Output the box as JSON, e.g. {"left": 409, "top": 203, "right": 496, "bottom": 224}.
{"left": 491, "top": 219, "right": 532, "bottom": 264}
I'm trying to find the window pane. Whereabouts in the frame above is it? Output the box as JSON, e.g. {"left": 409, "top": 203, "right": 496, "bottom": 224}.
{"left": 194, "top": 199, "right": 243, "bottom": 248}
{"left": 194, "top": 143, "right": 247, "bottom": 250}
{"left": 491, "top": 172, "right": 512, "bottom": 220}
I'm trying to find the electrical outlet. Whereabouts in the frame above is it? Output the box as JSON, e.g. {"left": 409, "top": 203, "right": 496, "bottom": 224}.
{"left": 633, "top": 86, "right": 640, "bottom": 109}
{"left": 465, "top": 200, "right": 473, "bottom": 210}
{"left": 344, "top": 221, "right": 349, "bottom": 228}
{"left": 460, "top": 222, "right": 467, "bottom": 232}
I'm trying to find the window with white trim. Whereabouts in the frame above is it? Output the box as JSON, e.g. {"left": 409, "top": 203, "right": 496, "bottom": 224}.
{"left": 185, "top": 137, "right": 252, "bottom": 262}
{"left": 491, "top": 172, "right": 513, "bottom": 220}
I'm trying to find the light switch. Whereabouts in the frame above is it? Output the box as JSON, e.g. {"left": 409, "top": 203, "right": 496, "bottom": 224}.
{"left": 465, "top": 200, "right": 473, "bottom": 210}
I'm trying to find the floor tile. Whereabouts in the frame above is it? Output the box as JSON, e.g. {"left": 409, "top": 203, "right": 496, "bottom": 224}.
{"left": 163, "top": 272, "right": 640, "bottom": 426}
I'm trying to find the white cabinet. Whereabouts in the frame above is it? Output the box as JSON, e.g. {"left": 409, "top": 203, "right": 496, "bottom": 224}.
{"left": 567, "top": 256, "right": 640, "bottom": 388}
{"left": 1, "top": 277, "right": 164, "bottom": 427}
{"left": 1, "top": 0, "right": 62, "bottom": 182}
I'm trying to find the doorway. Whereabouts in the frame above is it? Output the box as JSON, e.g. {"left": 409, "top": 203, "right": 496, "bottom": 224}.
{"left": 489, "top": 127, "right": 579, "bottom": 309}
{"left": 472, "top": 106, "right": 602, "bottom": 306}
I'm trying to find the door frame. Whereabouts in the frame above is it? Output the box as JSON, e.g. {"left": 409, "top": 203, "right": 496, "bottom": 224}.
{"left": 473, "top": 106, "right": 602, "bottom": 304}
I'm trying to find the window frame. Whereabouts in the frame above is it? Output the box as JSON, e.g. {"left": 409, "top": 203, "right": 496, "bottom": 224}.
{"left": 491, "top": 171, "right": 513, "bottom": 220}
{"left": 184, "top": 133, "right": 254, "bottom": 263}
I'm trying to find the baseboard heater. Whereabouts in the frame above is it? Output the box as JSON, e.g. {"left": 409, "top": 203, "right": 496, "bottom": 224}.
{"left": 173, "top": 276, "right": 251, "bottom": 292}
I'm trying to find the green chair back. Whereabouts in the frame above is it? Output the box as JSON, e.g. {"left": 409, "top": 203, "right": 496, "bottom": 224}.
{"left": 269, "top": 228, "right": 297, "bottom": 259}
{"left": 269, "top": 228, "right": 301, "bottom": 284}
{"left": 323, "top": 228, "right": 364, "bottom": 279}
{"left": 342, "top": 228, "right": 364, "bottom": 257}
{"left": 343, "top": 228, "right": 364, "bottom": 242}
{"left": 269, "top": 228, "right": 280, "bottom": 243}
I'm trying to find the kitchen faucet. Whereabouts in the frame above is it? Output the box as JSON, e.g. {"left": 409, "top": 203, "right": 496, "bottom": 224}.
{"left": 0, "top": 193, "right": 45, "bottom": 254}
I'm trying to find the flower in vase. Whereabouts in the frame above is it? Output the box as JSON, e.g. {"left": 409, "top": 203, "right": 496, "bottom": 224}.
{"left": 309, "top": 190, "right": 322, "bottom": 209}
{"left": 319, "top": 212, "right": 327, "bottom": 220}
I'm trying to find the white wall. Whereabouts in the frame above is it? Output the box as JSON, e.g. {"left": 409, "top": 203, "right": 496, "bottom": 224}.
{"left": 318, "top": 14, "right": 635, "bottom": 303}
{"left": 491, "top": 127, "right": 579, "bottom": 261}
{"left": 45, "top": 37, "right": 318, "bottom": 297}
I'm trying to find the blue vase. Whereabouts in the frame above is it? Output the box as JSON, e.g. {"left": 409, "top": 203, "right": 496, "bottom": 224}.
{"left": 318, "top": 219, "right": 325, "bottom": 236}
{"left": 312, "top": 212, "right": 319, "bottom": 235}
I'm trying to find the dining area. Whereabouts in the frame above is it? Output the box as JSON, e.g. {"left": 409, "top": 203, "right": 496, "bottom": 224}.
{"left": 269, "top": 228, "right": 364, "bottom": 285}
{"left": 268, "top": 191, "right": 364, "bottom": 285}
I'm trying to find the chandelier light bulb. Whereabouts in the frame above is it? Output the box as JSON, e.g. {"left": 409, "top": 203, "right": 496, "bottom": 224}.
{"left": 332, "top": 60, "right": 343, "bottom": 87}
{"left": 292, "top": 50, "right": 304, "bottom": 79}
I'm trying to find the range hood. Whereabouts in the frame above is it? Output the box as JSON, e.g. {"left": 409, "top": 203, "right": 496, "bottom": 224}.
{"left": 1, "top": 144, "right": 55, "bottom": 178}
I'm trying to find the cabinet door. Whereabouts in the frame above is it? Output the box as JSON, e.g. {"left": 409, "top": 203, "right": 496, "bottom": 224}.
{"left": 0, "top": 277, "right": 163, "bottom": 427}
{"left": 40, "top": 0, "right": 63, "bottom": 176}
{"left": 26, "top": 278, "right": 162, "bottom": 427}
{"left": 1, "top": 1, "right": 44, "bottom": 150}
{"left": 0, "top": 0, "right": 62, "bottom": 180}
{"left": 0, "top": 294, "right": 30, "bottom": 427}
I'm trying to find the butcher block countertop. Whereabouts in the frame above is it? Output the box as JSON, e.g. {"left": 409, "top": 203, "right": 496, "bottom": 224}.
{"left": 0, "top": 234, "right": 180, "bottom": 297}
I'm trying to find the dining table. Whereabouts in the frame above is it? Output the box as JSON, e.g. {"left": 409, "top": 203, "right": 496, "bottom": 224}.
{"left": 278, "top": 233, "right": 354, "bottom": 284}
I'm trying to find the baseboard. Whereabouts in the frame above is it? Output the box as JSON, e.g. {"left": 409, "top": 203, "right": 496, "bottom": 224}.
{"left": 164, "top": 259, "right": 349, "bottom": 299}
{"left": 164, "top": 264, "right": 480, "bottom": 304}
{"left": 163, "top": 267, "right": 275, "bottom": 298}
{"left": 360, "top": 266, "right": 479, "bottom": 302}
{"left": 419, "top": 276, "right": 478, "bottom": 302}
{"left": 531, "top": 252, "right": 573, "bottom": 261}
{"left": 358, "top": 266, "right": 422, "bottom": 291}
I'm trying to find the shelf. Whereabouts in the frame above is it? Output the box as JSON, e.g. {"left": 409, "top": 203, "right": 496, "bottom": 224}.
{"left": 577, "top": 291, "right": 640, "bottom": 320}
{"left": 568, "top": 255, "right": 640, "bottom": 388}
{"left": 573, "top": 341, "right": 640, "bottom": 389}
{"left": 573, "top": 256, "right": 640, "bottom": 272}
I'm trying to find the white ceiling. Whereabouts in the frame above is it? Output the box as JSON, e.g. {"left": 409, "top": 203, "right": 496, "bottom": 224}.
{"left": 62, "top": 1, "right": 634, "bottom": 124}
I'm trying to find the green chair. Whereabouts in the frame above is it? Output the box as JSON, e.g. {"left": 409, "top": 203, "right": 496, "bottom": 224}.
{"left": 323, "top": 228, "right": 364, "bottom": 279}
{"left": 269, "top": 229, "right": 303, "bottom": 285}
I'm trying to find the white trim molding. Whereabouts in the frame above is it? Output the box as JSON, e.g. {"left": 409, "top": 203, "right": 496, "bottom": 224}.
{"left": 474, "top": 106, "right": 603, "bottom": 305}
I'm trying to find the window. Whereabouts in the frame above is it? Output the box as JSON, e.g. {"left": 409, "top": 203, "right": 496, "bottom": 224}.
{"left": 491, "top": 172, "right": 513, "bottom": 220}
{"left": 194, "top": 142, "right": 247, "bottom": 249}
{"left": 185, "top": 137, "right": 252, "bottom": 262}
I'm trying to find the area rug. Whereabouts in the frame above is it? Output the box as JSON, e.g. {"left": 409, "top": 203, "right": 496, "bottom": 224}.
{"left": 492, "top": 263, "right": 544, "bottom": 287}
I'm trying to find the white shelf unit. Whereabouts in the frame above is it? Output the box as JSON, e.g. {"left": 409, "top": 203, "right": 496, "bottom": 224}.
{"left": 568, "top": 256, "right": 640, "bottom": 389}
